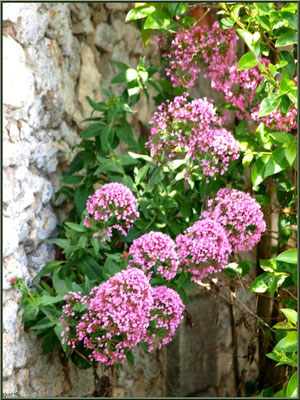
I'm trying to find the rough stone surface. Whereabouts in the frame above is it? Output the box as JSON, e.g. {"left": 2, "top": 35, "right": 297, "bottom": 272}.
{"left": 3, "top": 2, "right": 165, "bottom": 397}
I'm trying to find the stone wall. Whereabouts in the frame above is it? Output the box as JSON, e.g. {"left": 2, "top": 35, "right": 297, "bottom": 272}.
{"left": 3, "top": 3, "right": 258, "bottom": 397}
{"left": 3, "top": 3, "right": 164, "bottom": 396}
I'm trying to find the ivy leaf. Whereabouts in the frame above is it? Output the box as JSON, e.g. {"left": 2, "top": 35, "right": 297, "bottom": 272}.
{"left": 249, "top": 272, "right": 270, "bottom": 293}
{"left": 278, "top": 51, "right": 296, "bottom": 79}
{"left": 280, "top": 308, "right": 297, "bottom": 325}
{"left": 144, "top": 10, "right": 171, "bottom": 30}
{"left": 275, "top": 249, "right": 297, "bottom": 264}
{"left": 237, "top": 52, "right": 258, "bottom": 71}
{"left": 251, "top": 154, "right": 271, "bottom": 186}
{"left": 219, "top": 17, "right": 235, "bottom": 29}
{"left": 258, "top": 94, "right": 281, "bottom": 117}
{"left": 274, "top": 331, "right": 297, "bottom": 352}
{"left": 167, "top": 3, "right": 188, "bottom": 16}
{"left": 286, "top": 372, "right": 298, "bottom": 398}
{"left": 125, "top": 5, "right": 156, "bottom": 22}
{"left": 275, "top": 30, "right": 297, "bottom": 47}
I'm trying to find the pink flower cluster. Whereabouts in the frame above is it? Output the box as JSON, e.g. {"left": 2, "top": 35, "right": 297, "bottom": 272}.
{"left": 159, "top": 22, "right": 297, "bottom": 132}
{"left": 143, "top": 286, "right": 185, "bottom": 350}
{"left": 201, "top": 188, "right": 266, "bottom": 252}
{"left": 128, "top": 231, "right": 178, "bottom": 281}
{"left": 176, "top": 219, "right": 232, "bottom": 282}
{"left": 83, "top": 183, "right": 139, "bottom": 241}
{"left": 60, "top": 268, "right": 185, "bottom": 365}
{"left": 146, "top": 93, "right": 240, "bottom": 180}
{"left": 161, "top": 22, "right": 237, "bottom": 88}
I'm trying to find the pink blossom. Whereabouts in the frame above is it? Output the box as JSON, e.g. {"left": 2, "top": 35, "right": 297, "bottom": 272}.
{"left": 128, "top": 231, "right": 179, "bottom": 280}
{"left": 202, "top": 188, "right": 266, "bottom": 252}
{"left": 176, "top": 218, "right": 232, "bottom": 282}
{"left": 60, "top": 268, "right": 153, "bottom": 366}
{"left": 83, "top": 183, "right": 139, "bottom": 241}
{"left": 143, "top": 285, "right": 185, "bottom": 350}
{"left": 146, "top": 93, "right": 239, "bottom": 180}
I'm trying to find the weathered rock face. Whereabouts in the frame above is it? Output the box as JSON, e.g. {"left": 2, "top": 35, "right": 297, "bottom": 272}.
{"left": 3, "top": 2, "right": 163, "bottom": 397}
{"left": 3, "top": 3, "right": 258, "bottom": 397}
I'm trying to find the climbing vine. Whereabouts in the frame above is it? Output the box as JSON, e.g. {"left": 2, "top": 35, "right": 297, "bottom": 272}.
{"left": 12, "top": 2, "right": 297, "bottom": 397}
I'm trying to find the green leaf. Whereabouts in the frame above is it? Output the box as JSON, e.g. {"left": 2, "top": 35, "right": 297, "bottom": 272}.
{"left": 278, "top": 51, "right": 296, "bottom": 79}
{"left": 167, "top": 2, "right": 188, "bottom": 16}
{"left": 117, "top": 155, "right": 138, "bottom": 166}
{"left": 125, "top": 351, "right": 134, "bottom": 365}
{"left": 74, "top": 185, "right": 94, "bottom": 218}
{"left": 33, "top": 261, "right": 64, "bottom": 281}
{"left": 66, "top": 151, "right": 89, "bottom": 175}
{"left": 274, "top": 331, "right": 297, "bottom": 352}
{"left": 128, "top": 152, "right": 151, "bottom": 162}
{"left": 219, "top": 17, "right": 235, "bottom": 29}
{"left": 80, "top": 123, "right": 104, "bottom": 139}
{"left": 148, "top": 167, "right": 164, "bottom": 186}
{"left": 144, "top": 10, "right": 171, "bottom": 30}
{"left": 269, "top": 130, "right": 296, "bottom": 145}
{"left": 54, "top": 325, "right": 68, "bottom": 352}
{"left": 64, "top": 222, "right": 85, "bottom": 233}
{"left": 60, "top": 175, "right": 84, "bottom": 185}
{"left": 91, "top": 236, "right": 100, "bottom": 254}
{"left": 52, "top": 273, "right": 69, "bottom": 296}
{"left": 286, "top": 372, "right": 298, "bottom": 398}
{"left": 45, "top": 238, "right": 71, "bottom": 250}
{"left": 42, "top": 329, "right": 62, "bottom": 353}
{"left": 115, "top": 126, "right": 137, "bottom": 147}
{"left": 258, "top": 94, "right": 281, "bottom": 117}
{"left": 40, "top": 294, "right": 65, "bottom": 306}
{"left": 111, "top": 68, "right": 138, "bottom": 84}
{"left": 22, "top": 304, "right": 39, "bottom": 323}
{"left": 94, "top": 159, "right": 124, "bottom": 175}
{"left": 256, "top": 123, "right": 272, "bottom": 150}
{"left": 242, "top": 153, "right": 254, "bottom": 168}
{"left": 140, "top": 26, "right": 151, "bottom": 46}
{"left": 249, "top": 272, "right": 270, "bottom": 293}
{"left": 278, "top": 95, "right": 291, "bottom": 114}
{"left": 223, "top": 261, "right": 252, "bottom": 278}
{"left": 125, "top": 5, "right": 156, "bottom": 21}
{"left": 284, "top": 143, "right": 297, "bottom": 166}
{"left": 273, "top": 321, "right": 294, "bottom": 330}
{"left": 280, "top": 308, "right": 297, "bottom": 325}
{"left": 181, "top": 17, "right": 196, "bottom": 25}
{"left": 237, "top": 52, "right": 258, "bottom": 71}
{"left": 100, "top": 124, "right": 114, "bottom": 153}
{"left": 86, "top": 96, "right": 108, "bottom": 112}
{"left": 236, "top": 29, "right": 260, "bottom": 57}
{"left": 255, "top": 194, "right": 270, "bottom": 206}
{"left": 280, "top": 77, "right": 296, "bottom": 94}
{"left": 275, "top": 249, "right": 297, "bottom": 264}
{"left": 275, "top": 30, "right": 297, "bottom": 47}
{"left": 251, "top": 154, "right": 271, "bottom": 186}
{"left": 135, "top": 164, "right": 150, "bottom": 185}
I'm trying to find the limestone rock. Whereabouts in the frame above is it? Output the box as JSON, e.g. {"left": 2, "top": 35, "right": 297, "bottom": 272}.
{"left": 3, "top": 35, "right": 34, "bottom": 109}
{"left": 78, "top": 43, "right": 102, "bottom": 117}
{"left": 94, "top": 23, "right": 117, "bottom": 52}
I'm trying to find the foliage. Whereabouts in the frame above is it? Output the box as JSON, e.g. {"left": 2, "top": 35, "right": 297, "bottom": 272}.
{"left": 12, "top": 2, "right": 297, "bottom": 396}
